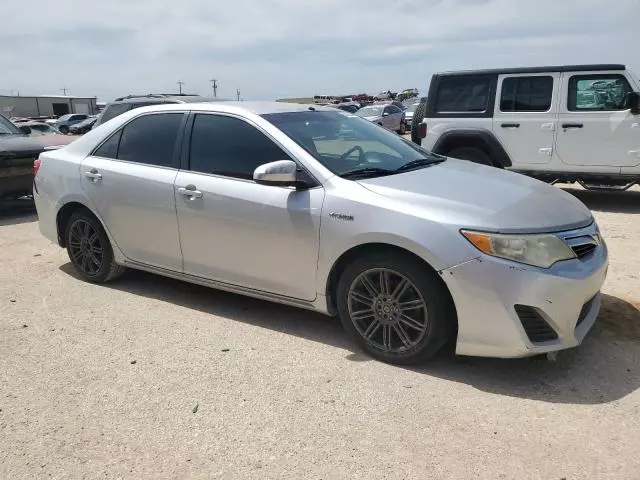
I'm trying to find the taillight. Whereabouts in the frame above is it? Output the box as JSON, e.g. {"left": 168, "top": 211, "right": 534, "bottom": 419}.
{"left": 419, "top": 123, "right": 427, "bottom": 138}
{"left": 33, "top": 158, "right": 41, "bottom": 176}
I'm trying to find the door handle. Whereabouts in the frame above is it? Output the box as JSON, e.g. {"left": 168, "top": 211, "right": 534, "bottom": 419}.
{"left": 541, "top": 123, "right": 556, "bottom": 131}
{"left": 501, "top": 123, "right": 520, "bottom": 128}
{"left": 562, "top": 123, "right": 583, "bottom": 129}
{"left": 177, "top": 185, "right": 203, "bottom": 199}
{"left": 84, "top": 170, "right": 102, "bottom": 182}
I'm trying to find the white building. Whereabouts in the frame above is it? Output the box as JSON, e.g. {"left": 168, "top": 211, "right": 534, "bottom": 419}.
{"left": 0, "top": 95, "right": 98, "bottom": 118}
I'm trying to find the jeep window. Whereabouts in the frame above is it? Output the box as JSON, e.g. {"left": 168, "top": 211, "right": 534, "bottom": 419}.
{"left": 500, "top": 76, "right": 553, "bottom": 112}
{"left": 435, "top": 76, "right": 490, "bottom": 113}
{"left": 568, "top": 74, "right": 632, "bottom": 111}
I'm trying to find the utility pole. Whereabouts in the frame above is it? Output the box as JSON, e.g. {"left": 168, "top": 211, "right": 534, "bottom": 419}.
{"left": 236, "top": 88, "right": 241, "bottom": 101}
{"left": 177, "top": 81, "right": 185, "bottom": 94}
{"left": 210, "top": 79, "right": 218, "bottom": 98}
{"left": 61, "top": 87, "right": 68, "bottom": 95}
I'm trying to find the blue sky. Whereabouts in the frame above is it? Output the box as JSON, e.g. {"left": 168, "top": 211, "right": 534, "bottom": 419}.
{"left": 2, "top": 0, "right": 639, "bottom": 101}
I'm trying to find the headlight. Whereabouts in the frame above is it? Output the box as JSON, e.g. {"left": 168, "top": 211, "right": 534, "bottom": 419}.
{"left": 461, "top": 230, "right": 576, "bottom": 268}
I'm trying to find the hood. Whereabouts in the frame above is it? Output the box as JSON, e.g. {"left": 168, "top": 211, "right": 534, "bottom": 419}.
{"left": 358, "top": 159, "right": 593, "bottom": 233}
{"left": 0, "top": 135, "right": 46, "bottom": 159}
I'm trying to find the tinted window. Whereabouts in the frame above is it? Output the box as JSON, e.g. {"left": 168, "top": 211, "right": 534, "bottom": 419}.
{"left": 93, "top": 130, "right": 122, "bottom": 159}
{"left": 189, "top": 114, "right": 291, "bottom": 180}
{"left": 100, "top": 103, "right": 132, "bottom": 123}
{"left": 568, "top": 74, "right": 631, "bottom": 111}
{"left": 500, "top": 76, "right": 553, "bottom": 112}
{"left": 117, "top": 113, "right": 183, "bottom": 166}
{"left": 435, "top": 76, "right": 491, "bottom": 112}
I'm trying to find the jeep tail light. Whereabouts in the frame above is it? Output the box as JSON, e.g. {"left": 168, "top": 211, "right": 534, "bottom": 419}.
{"left": 419, "top": 122, "right": 427, "bottom": 138}
{"left": 33, "top": 158, "right": 41, "bottom": 176}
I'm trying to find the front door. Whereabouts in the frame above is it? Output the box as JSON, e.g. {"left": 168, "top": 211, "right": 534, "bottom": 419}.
{"left": 555, "top": 71, "right": 639, "bottom": 167}
{"left": 80, "top": 112, "right": 186, "bottom": 271}
{"left": 493, "top": 73, "right": 559, "bottom": 165}
{"left": 174, "top": 113, "right": 323, "bottom": 301}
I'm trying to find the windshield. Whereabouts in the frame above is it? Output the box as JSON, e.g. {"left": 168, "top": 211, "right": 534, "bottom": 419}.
{"left": 0, "top": 115, "right": 22, "bottom": 135}
{"left": 262, "top": 110, "right": 443, "bottom": 178}
{"left": 355, "top": 106, "right": 383, "bottom": 117}
{"left": 405, "top": 103, "right": 420, "bottom": 113}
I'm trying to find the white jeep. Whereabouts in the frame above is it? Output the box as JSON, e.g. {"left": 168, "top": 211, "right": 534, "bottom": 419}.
{"left": 411, "top": 64, "right": 640, "bottom": 191}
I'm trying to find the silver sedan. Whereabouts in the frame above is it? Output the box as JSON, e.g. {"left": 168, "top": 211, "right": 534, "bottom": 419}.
{"left": 355, "top": 104, "right": 406, "bottom": 134}
{"left": 34, "top": 102, "right": 607, "bottom": 364}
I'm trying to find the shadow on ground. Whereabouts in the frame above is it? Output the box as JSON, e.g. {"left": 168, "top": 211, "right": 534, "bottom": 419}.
{"left": 0, "top": 197, "right": 37, "bottom": 226}
{"left": 60, "top": 264, "right": 640, "bottom": 405}
{"left": 562, "top": 186, "right": 640, "bottom": 214}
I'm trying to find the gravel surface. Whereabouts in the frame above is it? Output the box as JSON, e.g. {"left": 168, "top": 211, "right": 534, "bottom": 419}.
{"left": 1, "top": 187, "right": 639, "bottom": 480}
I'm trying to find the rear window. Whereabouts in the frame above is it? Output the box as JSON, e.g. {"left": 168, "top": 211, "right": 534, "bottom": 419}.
{"left": 500, "top": 76, "right": 553, "bottom": 112}
{"left": 99, "top": 103, "right": 132, "bottom": 124}
{"left": 435, "top": 76, "right": 491, "bottom": 113}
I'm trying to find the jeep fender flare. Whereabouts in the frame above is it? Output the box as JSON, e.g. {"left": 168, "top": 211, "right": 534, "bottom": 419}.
{"left": 431, "top": 129, "right": 512, "bottom": 168}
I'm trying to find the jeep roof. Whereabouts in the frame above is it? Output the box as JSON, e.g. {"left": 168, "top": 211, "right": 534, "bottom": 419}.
{"left": 435, "top": 64, "right": 626, "bottom": 77}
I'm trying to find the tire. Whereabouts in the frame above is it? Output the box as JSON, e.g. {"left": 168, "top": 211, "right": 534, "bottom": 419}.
{"left": 447, "top": 147, "right": 493, "bottom": 167}
{"left": 410, "top": 101, "right": 427, "bottom": 145}
{"left": 65, "top": 210, "right": 125, "bottom": 283}
{"left": 58, "top": 125, "right": 69, "bottom": 134}
{"left": 336, "top": 252, "right": 455, "bottom": 365}
{"left": 397, "top": 121, "right": 406, "bottom": 135}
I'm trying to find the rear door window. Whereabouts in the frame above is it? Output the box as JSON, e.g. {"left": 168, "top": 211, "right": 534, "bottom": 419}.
{"left": 500, "top": 76, "right": 553, "bottom": 112}
{"left": 435, "top": 76, "right": 491, "bottom": 113}
{"left": 568, "top": 74, "right": 632, "bottom": 111}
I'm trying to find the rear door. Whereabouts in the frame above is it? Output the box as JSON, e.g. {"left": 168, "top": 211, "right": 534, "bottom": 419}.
{"left": 555, "top": 71, "right": 638, "bottom": 167}
{"left": 80, "top": 112, "right": 187, "bottom": 271}
{"left": 492, "top": 73, "right": 559, "bottom": 165}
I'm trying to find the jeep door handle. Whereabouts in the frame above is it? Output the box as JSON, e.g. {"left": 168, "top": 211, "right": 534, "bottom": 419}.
{"left": 84, "top": 170, "right": 102, "bottom": 182}
{"left": 501, "top": 123, "right": 520, "bottom": 128}
{"left": 177, "top": 186, "right": 203, "bottom": 199}
{"left": 562, "top": 123, "right": 583, "bottom": 129}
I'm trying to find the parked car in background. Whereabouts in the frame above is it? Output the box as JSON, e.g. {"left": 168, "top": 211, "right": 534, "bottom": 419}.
{"left": 0, "top": 114, "right": 72, "bottom": 200}
{"left": 34, "top": 102, "right": 607, "bottom": 364}
{"left": 396, "top": 88, "right": 419, "bottom": 102}
{"left": 94, "top": 94, "right": 210, "bottom": 128}
{"left": 69, "top": 116, "right": 98, "bottom": 135}
{"left": 413, "top": 63, "right": 640, "bottom": 191}
{"left": 336, "top": 104, "right": 360, "bottom": 113}
{"left": 356, "top": 104, "right": 406, "bottom": 133}
{"left": 55, "top": 114, "right": 90, "bottom": 134}
{"left": 16, "top": 121, "right": 61, "bottom": 137}
{"left": 403, "top": 97, "right": 427, "bottom": 129}
{"left": 374, "top": 91, "right": 394, "bottom": 101}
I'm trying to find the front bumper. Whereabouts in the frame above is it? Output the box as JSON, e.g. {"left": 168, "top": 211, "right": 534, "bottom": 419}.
{"left": 441, "top": 226, "right": 608, "bottom": 358}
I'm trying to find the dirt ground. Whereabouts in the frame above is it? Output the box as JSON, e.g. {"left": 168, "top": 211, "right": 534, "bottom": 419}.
{"left": 1, "top": 185, "right": 639, "bottom": 480}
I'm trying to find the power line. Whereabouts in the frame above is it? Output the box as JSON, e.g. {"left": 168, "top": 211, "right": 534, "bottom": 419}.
{"left": 177, "top": 80, "right": 185, "bottom": 94}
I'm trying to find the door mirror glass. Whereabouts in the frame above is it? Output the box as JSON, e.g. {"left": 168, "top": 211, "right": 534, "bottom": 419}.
{"left": 625, "top": 91, "right": 640, "bottom": 115}
{"left": 253, "top": 160, "right": 298, "bottom": 186}
{"left": 19, "top": 125, "right": 31, "bottom": 135}
{"left": 382, "top": 111, "right": 389, "bottom": 117}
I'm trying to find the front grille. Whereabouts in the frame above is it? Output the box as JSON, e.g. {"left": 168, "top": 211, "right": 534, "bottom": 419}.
{"left": 576, "top": 295, "right": 597, "bottom": 327}
{"left": 514, "top": 305, "right": 558, "bottom": 343}
{"left": 571, "top": 243, "right": 597, "bottom": 258}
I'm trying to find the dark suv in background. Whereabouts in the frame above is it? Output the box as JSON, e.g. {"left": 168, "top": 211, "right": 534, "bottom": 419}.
{"left": 94, "top": 94, "right": 211, "bottom": 128}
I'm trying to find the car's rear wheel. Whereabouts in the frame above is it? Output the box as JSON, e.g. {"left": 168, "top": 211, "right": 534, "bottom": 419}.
{"left": 336, "top": 252, "right": 455, "bottom": 364}
{"left": 447, "top": 147, "right": 493, "bottom": 166}
{"left": 65, "top": 210, "right": 125, "bottom": 283}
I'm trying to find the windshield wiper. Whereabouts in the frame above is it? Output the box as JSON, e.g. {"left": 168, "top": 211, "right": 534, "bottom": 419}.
{"left": 395, "top": 157, "right": 445, "bottom": 173}
{"left": 340, "top": 167, "right": 395, "bottom": 179}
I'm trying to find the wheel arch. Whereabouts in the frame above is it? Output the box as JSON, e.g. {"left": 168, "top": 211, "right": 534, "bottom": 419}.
{"left": 432, "top": 129, "right": 512, "bottom": 168}
{"left": 56, "top": 200, "right": 104, "bottom": 248}
{"left": 324, "top": 242, "right": 456, "bottom": 322}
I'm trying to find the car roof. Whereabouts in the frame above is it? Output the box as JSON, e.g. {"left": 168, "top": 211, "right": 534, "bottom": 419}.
{"left": 122, "top": 101, "right": 337, "bottom": 116}
{"left": 109, "top": 94, "right": 210, "bottom": 104}
{"left": 436, "top": 64, "right": 626, "bottom": 77}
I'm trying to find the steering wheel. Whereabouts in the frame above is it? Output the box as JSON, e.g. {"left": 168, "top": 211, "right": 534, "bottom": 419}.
{"left": 340, "top": 145, "right": 366, "bottom": 163}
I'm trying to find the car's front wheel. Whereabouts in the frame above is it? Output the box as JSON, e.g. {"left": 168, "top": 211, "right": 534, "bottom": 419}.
{"left": 65, "top": 210, "right": 125, "bottom": 283}
{"left": 397, "top": 121, "right": 406, "bottom": 135}
{"left": 336, "top": 252, "right": 455, "bottom": 364}
{"left": 58, "top": 125, "right": 69, "bottom": 134}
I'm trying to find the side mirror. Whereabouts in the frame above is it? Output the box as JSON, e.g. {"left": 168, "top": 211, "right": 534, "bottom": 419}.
{"left": 253, "top": 160, "right": 299, "bottom": 187}
{"left": 19, "top": 125, "right": 31, "bottom": 135}
{"left": 382, "top": 112, "right": 389, "bottom": 117}
{"left": 625, "top": 92, "right": 640, "bottom": 115}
